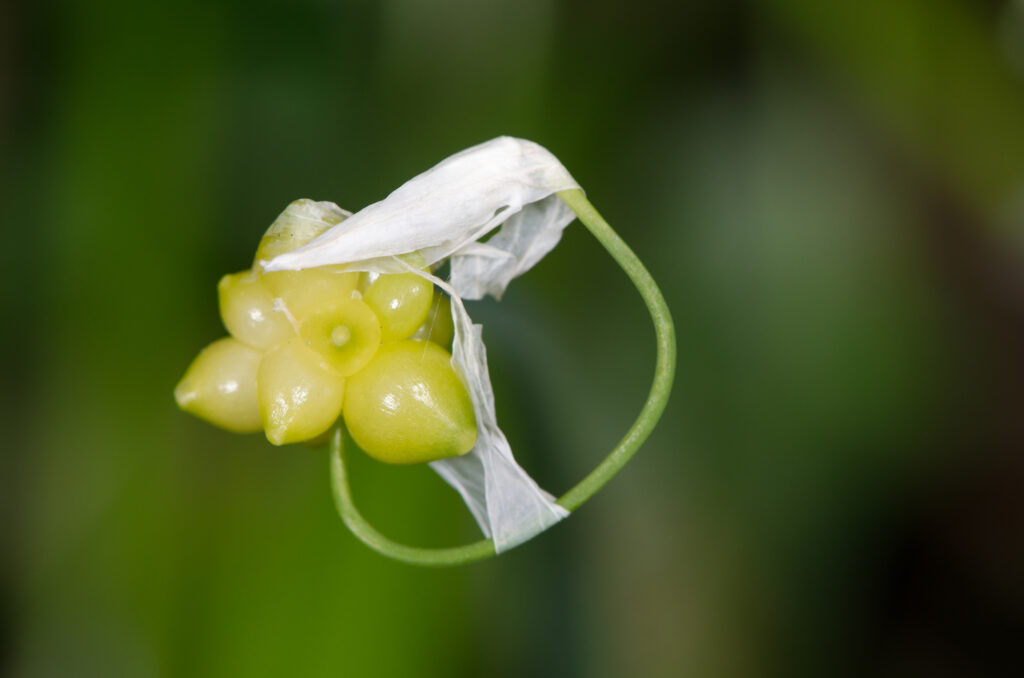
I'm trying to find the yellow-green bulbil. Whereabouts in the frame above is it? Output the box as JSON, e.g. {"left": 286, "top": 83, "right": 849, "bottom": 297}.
{"left": 176, "top": 200, "right": 478, "bottom": 462}
{"left": 363, "top": 272, "right": 433, "bottom": 342}
{"left": 298, "top": 297, "right": 382, "bottom": 377}
{"left": 257, "top": 337, "right": 346, "bottom": 445}
{"left": 343, "top": 340, "right": 477, "bottom": 465}
{"left": 175, "top": 337, "right": 263, "bottom": 433}
{"left": 218, "top": 270, "right": 294, "bottom": 349}
{"left": 262, "top": 267, "right": 360, "bottom": 320}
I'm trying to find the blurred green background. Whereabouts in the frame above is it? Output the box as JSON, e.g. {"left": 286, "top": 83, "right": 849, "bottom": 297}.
{"left": 4, "top": 0, "right": 1024, "bottom": 675}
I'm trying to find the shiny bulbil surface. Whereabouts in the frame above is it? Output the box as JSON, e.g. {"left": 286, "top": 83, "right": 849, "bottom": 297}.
{"left": 298, "top": 297, "right": 381, "bottom": 377}
{"left": 218, "top": 270, "right": 293, "bottom": 350}
{"left": 343, "top": 340, "right": 478, "bottom": 465}
{"left": 261, "top": 267, "right": 360, "bottom": 319}
{"left": 257, "top": 337, "right": 345, "bottom": 445}
{"left": 363, "top": 272, "right": 433, "bottom": 342}
{"left": 174, "top": 337, "right": 263, "bottom": 433}
{"left": 175, "top": 200, "right": 477, "bottom": 460}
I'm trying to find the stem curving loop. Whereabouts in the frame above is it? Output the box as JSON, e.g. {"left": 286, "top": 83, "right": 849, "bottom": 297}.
{"left": 330, "top": 189, "right": 676, "bottom": 566}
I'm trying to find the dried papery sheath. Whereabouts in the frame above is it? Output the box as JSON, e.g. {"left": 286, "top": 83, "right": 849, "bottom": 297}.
{"left": 264, "top": 137, "right": 579, "bottom": 550}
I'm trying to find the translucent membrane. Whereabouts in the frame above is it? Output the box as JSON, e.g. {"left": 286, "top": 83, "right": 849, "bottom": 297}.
{"left": 253, "top": 198, "right": 349, "bottom": 264}
{"left": 343, "top": 340, "right": 477, "bottom": 465}
{"left": 175, "top": 337, "right": 263, "bottom": 433}
{"left": 411, "top": 292, "right": 454, "bottom": 349}
{"left": 257, "top": 336, "right": 346, "bottom": 445}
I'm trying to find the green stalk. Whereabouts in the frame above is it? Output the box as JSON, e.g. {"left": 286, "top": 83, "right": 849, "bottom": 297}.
{"left": 331, "top": 189, "right": 677, "bottom": 566}
{"left": 330, "top": 428, "right": 496, "bottom": 566}
{"left": 552, "top": 190, "right": 677, "bottom": 510}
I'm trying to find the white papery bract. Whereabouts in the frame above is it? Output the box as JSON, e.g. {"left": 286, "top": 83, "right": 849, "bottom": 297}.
{"left": 264, "top": 137, "right": 579, "bottom": 551}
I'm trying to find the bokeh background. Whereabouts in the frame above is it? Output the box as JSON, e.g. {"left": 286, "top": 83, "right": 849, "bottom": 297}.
{"left": 4, "top": 0, "right": 1024, "bottom": 675}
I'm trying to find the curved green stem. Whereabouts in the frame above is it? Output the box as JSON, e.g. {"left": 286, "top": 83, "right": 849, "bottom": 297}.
{"left": 330, "top": 428, "right": 496, "bottom": 566}
{"left": 553, "top": 190, "right": 677, "bottom": 511}
{"left": 331, "top": 189, "right": 676, "bottom": 565}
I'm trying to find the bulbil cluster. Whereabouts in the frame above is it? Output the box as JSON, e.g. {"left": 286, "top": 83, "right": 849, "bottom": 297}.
{"left": 175, "top": 200, "right": 477, "bottom": 464}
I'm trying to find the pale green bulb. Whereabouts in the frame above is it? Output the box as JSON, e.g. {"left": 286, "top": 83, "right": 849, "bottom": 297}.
{"left": 175, "top": 337, "right": 263, "bottom": 433}
{"left": 262, "top": 267, "right": 361, "bottom": 321}
{"left": 218, "top": 270, "right": 294, "bottom": 349}
{"left": 257, "top": 337, "right": 346, "bottom": 446}
{"left": 298, "top": 297, "right": 382, "bottom": 377}
{"left": 363, "top": 273, "right": 433, "bottom": 343}
{"left": 343, "top": 340, "right": 477, "bottom": 465}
